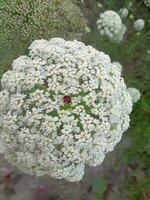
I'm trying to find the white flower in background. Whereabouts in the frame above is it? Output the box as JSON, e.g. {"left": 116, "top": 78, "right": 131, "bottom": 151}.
{"left": 0, "top": 0, "right": 87, "bottom": 48}
{"left": 129, "top": 14, "right": 134, "bottom": 19}
{"left": 143, "top": 0, "right": 150, "bottom": 7}
{"left": 127, "top": 88, "right": 141, "bottom": 103}
{"left": 112, "top": 62, "right": 123, "bottom": 73}
{"left": 128, "top": 2, "right": 133, "bottom": 8}
{"left": 98, "top": 3, "right": 103, "bottom": 8}
{"left": 133, "top": 19, "right": 145, "bottom": 31}
{"left": 117, "top": 24, "right": 127, "bottom": 42}
{"left": 97, "top": 10, "right": 126, "bottom": 42}
{"left": 119, "top": 8, "right": 129, "bottom": 18}
{"left": 0, "top": 38, "right": 133, "bottom": 182}
{"left": 85, "top": 26, "right": 91, "bottom": 33}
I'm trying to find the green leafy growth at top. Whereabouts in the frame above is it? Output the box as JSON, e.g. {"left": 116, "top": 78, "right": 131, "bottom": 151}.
{"left": 89, "top": 178, "right": 107, "bottom": 200}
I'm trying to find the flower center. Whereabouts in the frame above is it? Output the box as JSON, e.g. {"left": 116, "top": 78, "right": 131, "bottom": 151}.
{"left": 63, "top": 95, "right": 71, "bottom": 104}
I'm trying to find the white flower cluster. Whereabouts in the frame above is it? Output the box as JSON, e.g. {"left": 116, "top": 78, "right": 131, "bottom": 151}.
{"left": 128, "top": 2, "right": 133, "bottom": 9}
{"left": 119, "top": 8, "right": 129, "bottom": 19}
{"left": 127, "top": 88, "right": 141, "bottom": 103}
{"left": 0, "top": 38, "right": 132, "bottom": 182}
{"left": 143, "top": 0, "right": 150, "bottom": 7}
{"left": 97, "top": 10, "right": 127, "bottom": 42}
{"left": 133, "top": 19, "right": 145, "bottom": 31}
{"left": 112, "top": 62, "right": 123, "bottom": 73}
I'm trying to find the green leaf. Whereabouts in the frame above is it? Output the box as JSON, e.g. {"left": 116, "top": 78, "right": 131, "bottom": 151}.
{"left": 89, "top": 195, "right": 98, "bottom": 200}
{"left": 60, "top": 103, "right": 73, "bottom": 110}
{"left": 92, "top": 178, "right": 107, "bottom": 196}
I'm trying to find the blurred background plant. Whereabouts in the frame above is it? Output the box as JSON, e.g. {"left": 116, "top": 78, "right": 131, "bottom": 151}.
{"left": 0, "top": 0, "right": 87, "bottom": 47}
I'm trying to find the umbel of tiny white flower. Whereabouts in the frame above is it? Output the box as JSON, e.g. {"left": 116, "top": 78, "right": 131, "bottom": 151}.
{"left": 128, "top": 2, "right": 133, "bottom": 9}
{"left": 112, "top": 62, "right": 123, "bottom": 73}
{"left": 119, "top": 8, "right": 129, "bottom": 19}
{"left": 143, "top": 0, "right": 150, "bottom": 7}
{"left": 133, "top": 19, "right": 145, "bottom": 32}
{"left": 0, "top": 38, "right": 133, "bottom": 182}
{"left": 127, "top": 88, "right": 141, "bottom": 103}
{"left": 97, "top": 10, "right": 127, "bottom": 42}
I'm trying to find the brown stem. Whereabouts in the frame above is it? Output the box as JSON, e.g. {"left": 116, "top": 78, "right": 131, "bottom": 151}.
{"left": 133, "top": 175, "right": 148, "bottom": 200}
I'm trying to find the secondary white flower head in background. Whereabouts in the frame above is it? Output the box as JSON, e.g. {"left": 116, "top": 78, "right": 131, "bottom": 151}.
{"left": 127, "top": 88, "right": 141, "bottom": 103}
{"left": 97, "top": 2, "right": 103, "bottom": 8}
{"left": 112, "top": 62, "right": 123, "bottom": 73}
{"left": 97, "top": 10, "right": 126, "bottom": 42}
{"left": 143, "top": 0, "right": 150, "bottom": 7}
{"left": 119, "top": 8, "right": 129, "bottom": 19}
{"left": 133, "top": 19, "right": 145, "bottom": 31}
{"left": 128, "top": 2, "right": 133, "bottom": 8}
{"left": 0, "top": 38, "right": 132, "bottom": 182}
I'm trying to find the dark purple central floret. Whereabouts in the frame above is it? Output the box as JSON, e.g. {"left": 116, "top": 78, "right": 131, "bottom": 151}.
{"left": 63, "top": 95, "right": 72, "bottom": 104}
